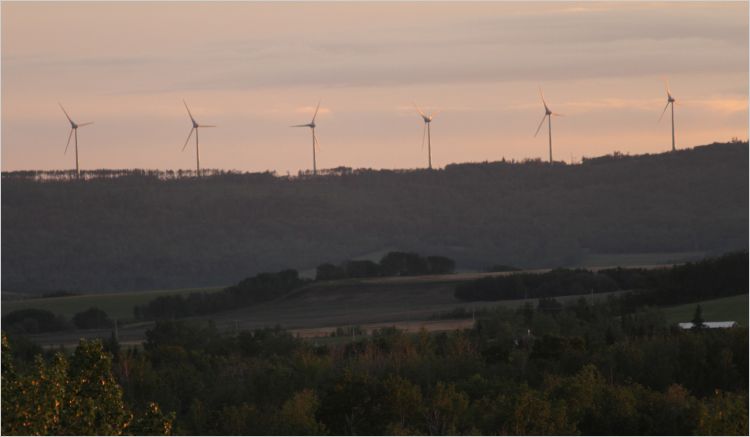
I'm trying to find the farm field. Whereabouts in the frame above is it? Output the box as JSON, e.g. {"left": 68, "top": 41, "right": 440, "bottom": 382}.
{"left": 1, "top": 286, "right": 223, "bottom": 320}
{"left": 0, "top": 260, "right": 679, "bottom": 323}
{"left": 24, "top": 270, "right": 628, "bottom": 348}
{"left": 580, "top": 251, "right": 706, "bottom": 268}
{"left": 662, "top": 294, "right": 749, "bottom": 326}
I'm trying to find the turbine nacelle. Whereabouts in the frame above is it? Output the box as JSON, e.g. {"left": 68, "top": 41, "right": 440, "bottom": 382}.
{"left": 291, "top": 101, "right": 322, "bottom": 175}
{"left": 414, "top": 103, "right": 436, "bottom": 124}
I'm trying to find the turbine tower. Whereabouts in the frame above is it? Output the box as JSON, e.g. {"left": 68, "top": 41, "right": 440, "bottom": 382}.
{"left": 182, "top": 100, "right": 215, "bottom": 177}
{"left": 291, "top": 101, "right": 322, "bottom": 175}
{"left": 414, "top": 103, "right": 439, "bottom": 170}
{"left": 534, "top": 88, "right": 563, "bottom": 163}
{"left": 659, "top": 80, "right": 677, "bottom": 152}
{"left": 59, "top": 103, "right": 93, "bottom": 179}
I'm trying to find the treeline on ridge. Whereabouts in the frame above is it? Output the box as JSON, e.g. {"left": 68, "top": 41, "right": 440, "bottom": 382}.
{"left": 3, "top": 307, "right": 113, "bottom": 335}
{"left": 2, "top": 141, "right": 747, "bottom": 293}
{"left": 134, "top": 269, "right": 304, "bottom": 320}
{"left": 455, "top": 251, "right": 748, "bottom": 306}
{"left": 316, "top": 251, "right": 455, "bottom": 280}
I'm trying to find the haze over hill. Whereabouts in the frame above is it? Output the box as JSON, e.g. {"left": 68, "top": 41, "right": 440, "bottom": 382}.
{"left": 2, "top": 141, "right": 747, "bottom": 294}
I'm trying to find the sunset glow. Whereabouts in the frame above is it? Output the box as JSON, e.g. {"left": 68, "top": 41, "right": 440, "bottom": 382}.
{"left": 2, "top": 2, "right": 747, "bottom": 173}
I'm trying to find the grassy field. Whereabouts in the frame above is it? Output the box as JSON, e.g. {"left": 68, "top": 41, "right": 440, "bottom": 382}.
{"left": 1, "top": 286, "right": 223, "bottom": 320}
{"left": 580, "top": 251, "right": 705, "bottom": 268}
{"left": 662, "top": 294, "right": 748, "bottom": 326}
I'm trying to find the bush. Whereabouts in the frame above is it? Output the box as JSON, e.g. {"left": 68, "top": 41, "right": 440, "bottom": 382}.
{"left": 316, "top": 263, "right": 347, "bottom": 281}
{"left": 427, "top": 256, "right": 456, "bottom": 274}
{"left": 2, "top": 309, "right": 69, "bottom": 334}
{"left": 72, "top": 307, "right": 113, "bottom": 330}
{"left": 344, "top": 260, "right": 381, "bottom": 278}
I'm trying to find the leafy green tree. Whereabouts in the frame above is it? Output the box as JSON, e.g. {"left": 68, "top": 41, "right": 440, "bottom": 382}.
{"left": 3, "top": 335, "right": 173, "bottom": 436}
{"left": 424, "top": 382, "right": 470, "bottom": 435}
{"left": 129, "top": 402, "right": 175, "bottom": 436}
{"left": 72, "top": 307, "right": 113, "bottom": 330}
{"left": 315, "top": 263, "right": 346, "bottom": 280}
{"left": 275, "top": 389, "right": 327, "bottom": 435}
{"left": 382, "top": 374, "right": 424, "bottom": 432}
{"left": 691, "top": 304, "right": 705, "bottom": 329}
{"left": 59, "top": 340, "right": 131, "bottom": 435}
{"left": 508, "top": 386, "right": 575, "bottom": 435}
{"left": 696, "top": 390, "right": 749, "bottom": 435}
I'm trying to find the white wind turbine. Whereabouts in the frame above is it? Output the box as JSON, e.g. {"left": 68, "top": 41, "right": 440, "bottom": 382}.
{"left": 291, "top": 101, "right": 322, "bottom": 175}
{"left": 659, "top": 80, "right": 677, "bottom": 152}
{"left": 59, "top": 103, "right": 93, "bottom": 178}
{"left": 414, "top": 103, "right": 440, "bottom": 170}
{"left": 182, "top": 100, "right": 215, "bottom": 177}
{"left": 534, "top": 88, "right": 563, "bottom": 163}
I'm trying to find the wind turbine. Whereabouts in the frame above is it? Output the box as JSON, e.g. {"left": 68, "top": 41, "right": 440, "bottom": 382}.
{"left": 291, "top": 101, "right": 321, "bottom": 175}
{"left": 534, "top": 88, "right": 563, "bottom": 163}
{"left": 182, "top": 100, "right": 215, "bottom": 177}
{"left": 414, "top": 103, "right": 439, "bottom": 170}
{"left": 59, "top": 103, "right": 93, "bottom": 178}
{"left": 659, "top": 80, "right": 677, "bottom": 152}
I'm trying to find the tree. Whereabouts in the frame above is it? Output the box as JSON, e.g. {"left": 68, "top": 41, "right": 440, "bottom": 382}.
{"left": 691, "top": 304, "right": 705, "bottom": 329}
{"left": 2, "top": 335, "right": 174, "bottom": 435}
{"left": 59, "top": 340, "right": 132, "bottom": 434}
{"left": 424, "top": 382, "right": 469, "bottom": 435}
{"left": 380, "top": 252, "right": 429, "bottom": 276}
{"left": 315, "top": 263, "right": 346, "bottom": 281}
{"left": 345, "top": 260, "right": 381, "bottom": 278}
{"left": 73, "top": 307, "right": 113, "bottom": 330}
{"left": 382, "top": 375, "right": 424, "bottom": 432}
{"left": 275, "top": 389, "right": 327, "bottom": 435}
{"left": 426, "top": 256, "right": 456, "bottom": 274}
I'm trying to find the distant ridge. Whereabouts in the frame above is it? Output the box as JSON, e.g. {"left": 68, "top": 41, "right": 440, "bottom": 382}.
{"left": 2, "top": 141, "right": 747, "bottom": 293}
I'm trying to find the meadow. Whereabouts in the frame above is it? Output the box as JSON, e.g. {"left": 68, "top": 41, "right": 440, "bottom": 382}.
{"left": 662, "top": 294, "right": 749, "bottom": 326}
{"left": 1, "top": 286, "right": 222, "bottom": 320}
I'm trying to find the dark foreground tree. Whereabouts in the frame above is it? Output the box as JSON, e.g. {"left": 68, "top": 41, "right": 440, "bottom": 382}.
{"left": 1, "top": 334, "right": 173, "bottom": 436}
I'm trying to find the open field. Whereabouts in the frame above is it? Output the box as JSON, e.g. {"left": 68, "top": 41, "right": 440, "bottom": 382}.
{"left": 662, "top": 294, "right": 749, "bottom": 326}
{"left": 0, "top": 257, "right": 682, "bottom": 323}
{"left": 580, "top": 251, "right": 706, "bottom": 268}
{"left": 1, "top": 286, "right": 223, "bottom": 320}
{"left": 24, "top": 269, "right": 629, "bottom": 348}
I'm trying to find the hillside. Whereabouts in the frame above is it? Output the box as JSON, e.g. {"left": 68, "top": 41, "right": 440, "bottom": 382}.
{"left": 2, "top": 141, "right": 748, "bottom": 293}
{"left": 18, "top": 269, "right": 627, "bottom": 348}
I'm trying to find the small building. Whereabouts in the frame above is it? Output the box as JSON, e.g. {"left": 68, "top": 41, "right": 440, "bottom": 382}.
{"left": 678, "top": 321, "right": 737, "bottom": 329}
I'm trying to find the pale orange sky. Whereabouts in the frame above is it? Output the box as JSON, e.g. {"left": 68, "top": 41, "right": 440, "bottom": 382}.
{"left": 2, "top": 2, "right": 748, "bottom": 173}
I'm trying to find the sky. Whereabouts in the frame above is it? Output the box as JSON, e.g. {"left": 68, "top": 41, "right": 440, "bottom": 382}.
{"left": 2, "top": 1, "right": 748, "bottom": 174}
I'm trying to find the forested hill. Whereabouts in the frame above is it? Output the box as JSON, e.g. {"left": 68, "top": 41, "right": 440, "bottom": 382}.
{"left": 2, "top": 141, "right": 747, "bottom": 294}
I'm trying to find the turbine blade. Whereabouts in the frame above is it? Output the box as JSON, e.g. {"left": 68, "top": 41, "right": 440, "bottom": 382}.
{"left": 413, "top": 102, "right": 426, "bottom": 118}
{"left": 430, "top": 110, "right": 441, "bottom": 119}
{"left": 77, "top": 122, "right": 94, "bottom": 127}
{"left": 552, "top": 113, "right": 564, "bottom": 117}
{"left": 59, "top": 103, "right": 74, "bottom": 124}
{"left": 421, "top": 123, "right": 427, "bottom": 150}
{"left": 64, "top": 129, "right": 74, "bottom": 154}
{"left": 291, "top": 124, "right": 309, "bottom": 128}
{"left": 183, "top": 100, "right": 197, "bottom": 124}
{"left": 658, "top": 101, "right": 670, "bottom": 122}
{"left": 311, "top": 100, "right": 321, "bottom": 123}
{"left": 200, "top": 125, "right": 216, "bottom": 128}
{"left": 534, "top": 114, "right": 548, "bottom": 137}
{"left": 182, "top": 128, "right": 195, "bottom": 151}
{"left": 539, "top": 87, "right": 548, "bottom": 108}
{"left": 314, "top": 132, "right": 321, "bottom": 150}
{"left": 665, "top": 79, "right": 671, "bottom": 96}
